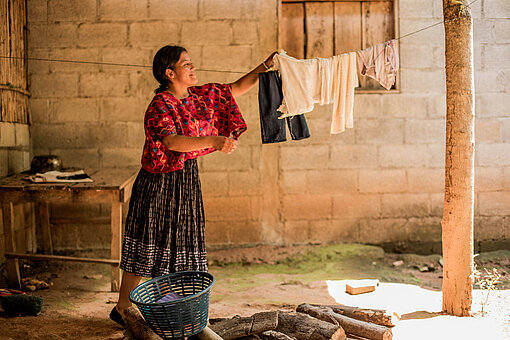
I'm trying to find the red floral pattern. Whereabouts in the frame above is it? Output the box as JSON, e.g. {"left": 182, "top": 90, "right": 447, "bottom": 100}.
{"left": 141, "top": 83, "right": 247, "bottom": 173}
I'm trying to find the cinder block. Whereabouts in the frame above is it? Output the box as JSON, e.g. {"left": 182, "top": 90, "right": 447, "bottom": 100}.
{"left": 407, "top": 168, "right": 444, "bottom": 193}
{"left": 77, "top": 23, "right": 128, "bottom": 48}
{"left": 200, "top": 171, "right": 229, "bottom": 197}
{"left": 476, "top": 167, "right": 504, "bottom": 192}
{"left": 359, "top": 169, "right": 407, "bottom": 193}
{"left": 473, "top": 19, "right": 495, "bottom": 44}
{"left": 307, "top": 169, "right": 358, "bottom": 194}
{"left": 149, "top": 0, "right": 198, "bottom": 20}
{"left": 0, "top": 150, "right": 8, "bottom": 177}
{"left": 48, "top": 48, "right": 101, "bottom": 73}
{"left": 429, "top": 193, "right": 443, "bottom": 217}
{"left": 404, "top": 119, "right": 444, "bottom": 144}
{"left": 352, "top": 94, "right": 382, "bottom": 118}
{"left": 101, "top": 48, "right": 151, "bottom": 72}
{"left": 280, "top": 170, "right": 307, "bottom": 195}
{"left": 182, "top": 21, "right": 232, "bottom": 46}
{"left": 500, "top": 118, "right": 510, "bottom": 143}
{"left": 129, "top": 22, "right": 179, "bottom": 48}
{"left": 399, "top": 44, "right": 437, "bottom": 69}
{"left": 99, "top": 97, "right": 146, "bottom": 122}
{"left": 400, "top": 0, "right": 435, "bottom": 18}
{"left": 30, "top": 73, "right": 79, "bottom": 98}
{"left": 228, "top": 171, "right": 261, "bottom": 195}
{"left": 332, "top": 194, "right": 380, "bottom": 219}
{"left": 14, "top": 124, "right": 30, "bottom": 147}
{"left": 477, "top": 143, "right": 510, "bottom": 167}
{"left": 202, "top": 196, "right": 251, "bottom": 221}
{"left": 282, "top": 194, "right": 332, "bottom": 220}
{"left": 50, "top": 98, "right": 99, "bottom": 122}
{"left": 381, "top": 95, "right": 428, "bottom": 118}
{"left": 427, "top": 95, "right": 446, "bottom": 119}
{"left": 483, "top": 45, "right": 510, "bottom": 69}
{"left": 329, "top": 145, "right": 378, "bottom": 169}
{"left": 229, "top": 221, "right": 262, "bottom": 244}
{"left": 100, "top": 147, "right": 140, "bottom": 168}
{"left": 103, "top": 122, "right": 144, "bottom": 148}
{"left": 7, "top": 150, "right": 26, "bottom": 173}
{"left": 355, "top": 119, "right": 404, "bottom": 144}
{"left": 99, "top": 0, "right": 148, "bottom": 20}
{"left": 50, "top": 148, "right": 99, "bottom": 169}
{"left": 476, "top": 93, "right": 510, "bottom": 118}
{"left": 199, "top": 0, "right": 258, "bottom": 19}
{"left": 205, "top": 221, "right": 231, "bottom": 245}
{"left": 80, "top": 73, "right": 130, "bottom": 97}
{"left": 27, "top": 48, "right": 50, "bottom": 75}
{"left": 233, "top": 21, "right": 258, "bottom": 45}
{"left": 378, "top": 144, "right": 428, "bottom": 168}
{"left": 479, "top": 192, "right": 510, "bottom": 216}
{"left": 0, "top": 123, "right": 16, "bottom": 147}
{"left": 400, "top": 69, "right": 445, "bottom": 93}
{"left": 280, "top": 145, "right": 329, "bottom": 170}
{"left": 283, "top": 220, "right": 310, "bottom": 244}
{"left": 475, "top": 217, "right": 507, "bottom": 240}
{"left": 201, "top": 45, "right": 253, "bottom": 73}
{"left": 48, "top": 0, "right": 96, "bottom": 22}
{"left": 399, "top": 19, "right": 444, "bottom": 46}
{"left": 29, "top": 98, "right": 49, "bottom": 124}
{"left": 406, "top": 217, "right": 442, "bottom": 242}
{"left": 484, "top": 1, "right": 510, "bottom": 19}
{"left": 31, "top": 123, "right": 93, "bottom": 149}
{"left": 381, "top": 194, "right": 429, "bottom": 218}
{"left": 201, "top": 146, "right": 252, "bottom": 171}
{"left": 475, "top": 70, "right": 507, "bottom": 93}
{"left": 28, "top": 0, "right": 48, "bottom": 23}
{"left": 358, "top": 218, "right": 408, "bottom": 244}
{"left": 128, "top": 72, "right": 159, "bottom": 98}
{"left": 475, "top": 118, "right": 501, "bottom": 143}
{"left": 494, "top": 20, "right": 510, "bottom": 43}
{"left": 427, "top": 144, "right": 445, "bottom": 168}
{"left": 309, "top": 219, "right": 359, "bottom": 243}
{"left": 28, "top": 23, "right": 78, "bottom": 48}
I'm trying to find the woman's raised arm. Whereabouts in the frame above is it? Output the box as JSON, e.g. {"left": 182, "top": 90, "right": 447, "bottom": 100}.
{"left": 230, "top": 52, "right": 277, "bottom": 98}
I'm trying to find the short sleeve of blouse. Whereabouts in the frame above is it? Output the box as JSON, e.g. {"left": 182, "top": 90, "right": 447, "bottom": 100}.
{"left": 146, "top": 95, "right": 177, "bottom": 139}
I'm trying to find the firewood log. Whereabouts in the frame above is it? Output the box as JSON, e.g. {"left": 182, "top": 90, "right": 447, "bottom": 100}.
{"left": 296, "top": 304, "right": 392, "bottom": 340}
{"left": 196, "top": 326, "right": 224, "bottom": 340}
{"left": 260, "top": 330, "right": 297, "bottom": 340}
{"left": 209, "top": 311, "right": 278, "bottom": 340}
{"left": 313, "top": 304, "right": 399, "bottom": 327}
{"left": 236, "top": 335, "right": 262, "bottom": 339}
{"left": 123, "top": 307, "right": 161, "bottom": 340}
{"left": 276, "top": 312, "right": 346, "bottom": 340}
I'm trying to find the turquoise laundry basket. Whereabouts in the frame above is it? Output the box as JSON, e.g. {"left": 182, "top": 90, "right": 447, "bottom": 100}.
{"left": 129, "top": 271, "right": 215, "bottom": 339}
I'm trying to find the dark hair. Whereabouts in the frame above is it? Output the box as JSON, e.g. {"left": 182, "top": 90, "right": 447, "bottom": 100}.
{"left": 153, "top": 45, "right": 187, "bottom": 94}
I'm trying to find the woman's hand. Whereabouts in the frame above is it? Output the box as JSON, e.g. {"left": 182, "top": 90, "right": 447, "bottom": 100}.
{"left": 230, "top": 51, "right": 279, "bottom": 98}
{"left": 263, "top": 51, "right": 278, "bottom": 70}
{"left": 212, "top": 136, "right": 238, "bottom": 154}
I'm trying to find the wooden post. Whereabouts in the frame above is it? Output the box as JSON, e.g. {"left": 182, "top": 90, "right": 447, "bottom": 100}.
{"left": 111, "top": 201, "right": 122, "bottom": 292}
{"left": 36, "top": 202, "right": 53, "bottom": 254}
{"left": 442, "top": 0, "right": 475, "bottom": 316}
{"left": 2, "top": 202, "right": 21, "bottom": 289}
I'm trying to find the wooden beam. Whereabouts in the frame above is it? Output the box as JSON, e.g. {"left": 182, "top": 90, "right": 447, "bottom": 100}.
{"left": 2, "top": 202, "right": 21, "bottom": 289}
{"left": 111, "top": 201, "right": 122, "bottom": 292}
{"left": 4, "top": 252, "right": 120, "bottom": 265}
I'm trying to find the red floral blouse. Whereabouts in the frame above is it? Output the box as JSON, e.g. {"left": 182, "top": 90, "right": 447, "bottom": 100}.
{"left": 141, "top": 83, "right": 247, "bottom": 173}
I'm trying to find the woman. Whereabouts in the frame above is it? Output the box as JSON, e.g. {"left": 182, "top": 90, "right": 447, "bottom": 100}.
{"left": 110, "top": 45, "right": 276, "bottom": 326}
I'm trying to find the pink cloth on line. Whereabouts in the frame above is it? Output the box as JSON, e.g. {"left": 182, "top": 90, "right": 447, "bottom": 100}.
{"left": 356, "top": 40, "right": 399, "bottom": 90}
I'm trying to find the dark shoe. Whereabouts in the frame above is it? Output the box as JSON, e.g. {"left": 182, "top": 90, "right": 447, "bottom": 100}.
{"left": 109, "top": 306, "right": 126, "bottom": 327}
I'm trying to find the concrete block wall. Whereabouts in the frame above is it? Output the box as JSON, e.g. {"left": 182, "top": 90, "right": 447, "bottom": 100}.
{"left": 24, "top": 0, "right": 509, "bottom": 254}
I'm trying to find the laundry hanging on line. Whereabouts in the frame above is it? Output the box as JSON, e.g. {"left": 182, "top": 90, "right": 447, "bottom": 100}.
{"left": 268, "top": 39, "right": 399, "bottom": 135}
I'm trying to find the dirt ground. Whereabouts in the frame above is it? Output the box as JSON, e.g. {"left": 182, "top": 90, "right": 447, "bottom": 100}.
{"left": 1, "top": 244, "right": 509, "bottom": 339}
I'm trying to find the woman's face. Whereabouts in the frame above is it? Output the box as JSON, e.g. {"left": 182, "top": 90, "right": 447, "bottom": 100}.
{"left": 168, "top": 51, "right": 197, "bottom": 87}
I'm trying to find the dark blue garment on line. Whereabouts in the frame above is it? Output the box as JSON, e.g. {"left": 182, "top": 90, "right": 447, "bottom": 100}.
{"left": 258, "top": 71, "right": 310, "bottom": 144}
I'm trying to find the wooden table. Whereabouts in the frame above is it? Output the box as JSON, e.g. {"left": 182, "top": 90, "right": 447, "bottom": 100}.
{"left": 0, "top": 168, "right": 138, "bottom": 292}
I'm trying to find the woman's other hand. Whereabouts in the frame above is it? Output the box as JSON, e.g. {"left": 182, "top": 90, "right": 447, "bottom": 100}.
{"left": 212, "top": 136, "right": 238, "bottom": 154}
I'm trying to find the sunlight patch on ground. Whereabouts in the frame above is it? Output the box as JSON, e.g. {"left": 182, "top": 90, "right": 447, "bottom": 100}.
{"left": 327, "top": 280, "right": 510, "bottom": 340}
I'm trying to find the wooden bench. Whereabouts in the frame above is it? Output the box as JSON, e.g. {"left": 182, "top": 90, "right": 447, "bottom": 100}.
{"left": 0, "top": 168, "right": 138, "bottom": 292}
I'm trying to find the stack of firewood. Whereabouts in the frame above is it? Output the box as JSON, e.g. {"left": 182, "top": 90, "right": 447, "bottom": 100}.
{"left": 123, "top": 303, "right": 400, "bottom": 340}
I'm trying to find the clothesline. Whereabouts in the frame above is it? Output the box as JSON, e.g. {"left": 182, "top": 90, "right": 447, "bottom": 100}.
{"left": 0, "top": 0, "right": 478, "bottom": 75}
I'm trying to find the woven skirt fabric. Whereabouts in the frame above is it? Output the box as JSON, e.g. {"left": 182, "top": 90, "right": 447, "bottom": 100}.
{"left": 120, "top": 159, "right": 207, "bottom": 278}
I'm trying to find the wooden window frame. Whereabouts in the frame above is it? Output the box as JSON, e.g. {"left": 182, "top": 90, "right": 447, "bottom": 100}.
{"left": 278, "top": 0, "right": 400, "bottom": 93}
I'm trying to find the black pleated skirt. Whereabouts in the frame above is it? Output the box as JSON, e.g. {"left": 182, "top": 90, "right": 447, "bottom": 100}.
{"left": 120, "top": 159, "right": 207, "bottom": 278}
